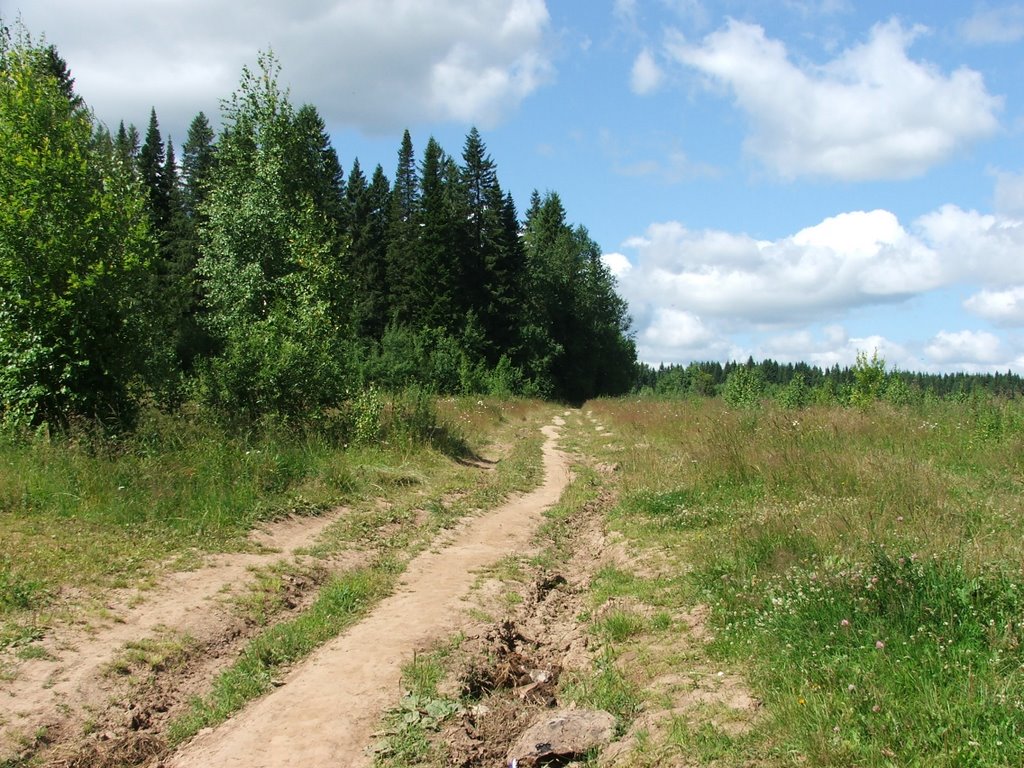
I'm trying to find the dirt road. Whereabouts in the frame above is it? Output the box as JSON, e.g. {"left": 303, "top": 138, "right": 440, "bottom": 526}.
{"left": 168, "top": 416, "right": 570, "bottom": 768}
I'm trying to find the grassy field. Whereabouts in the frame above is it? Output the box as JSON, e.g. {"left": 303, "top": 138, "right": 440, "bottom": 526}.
{"left": 584, "top": 394, "right": 1024, "bottom": 766}
{"left": 0, "top": 395, "right": 553, "bottom": 652}
{"left": 5, "top": 392, "right": 1023, "bottom": 767}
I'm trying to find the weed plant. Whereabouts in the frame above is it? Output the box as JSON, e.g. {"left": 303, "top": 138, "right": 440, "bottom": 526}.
{"left": 589, "top": 395, "right": 1024, "bottom": 766}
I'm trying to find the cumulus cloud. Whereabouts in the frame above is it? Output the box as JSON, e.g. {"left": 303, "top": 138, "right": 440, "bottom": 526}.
{"left": 614, "top": 197, "right": 1024, "bottom": 369}
{"left": 639, "top": 308, "right": 735, "bottom": 363}
{"left": 630, "top": 48, "right": 664, "bottom": 94}
{"left": 915, "top": 205, "right": 1024, "bottom": 284}
{"left": 666, "top": 18, "right": 1001, "bottom": 180}
{"left": 758, "top": 327, "right": 907, "bottom": 368}
{"left": 964, "top": 286, "right": 1024, "bottom": 326}
{"left": 616, "top": 210, "right": 943, "bottom": 327}
{"left": 601, "top": 252, "right": 633, "bottom": 279}
{"left": 961, "top": 4, "right": 1024, "bottom": 44}
{"left": 925, "top": 330, "right": 1004, "bottom": 366}
{"left": 15, "top": 0, "right": 553, "bottom": 136}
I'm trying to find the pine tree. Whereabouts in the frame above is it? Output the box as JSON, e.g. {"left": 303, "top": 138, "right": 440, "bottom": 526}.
{"left": 138, "top": 108, "right": 170, "bottom": 230}
{"left": 181, "top": 111, "right": 216, "bottom": 220}
{"left": 385, "top": 129, "right": 419, "bottom": 325}
{"left": 115, "top": 120, "right": 140, "bottom": 166}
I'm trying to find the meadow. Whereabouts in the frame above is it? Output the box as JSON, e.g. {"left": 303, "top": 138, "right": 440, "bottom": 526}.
{"left": 3, "top": 388, "right": 1023, "bottom": 767}
{"left": 585, "top": 393, "right": 1024, "bottom": 766}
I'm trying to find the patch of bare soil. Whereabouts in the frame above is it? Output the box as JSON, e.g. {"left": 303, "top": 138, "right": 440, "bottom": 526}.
{"left": 0, "top": 509, "right": 349, "bottom": 766}
{"left": 434, "top": 481, "right": 619, "bottom": 767}
{"left": 165, "top": 417, "right": 571, "bottom": 768}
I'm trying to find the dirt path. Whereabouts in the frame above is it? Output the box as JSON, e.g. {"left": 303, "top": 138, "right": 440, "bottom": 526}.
{"left": 0, "top": 509, "right": 347, "bottom": 762}
{"left": 169, "top": 416, "right": 570, "bottom": 768}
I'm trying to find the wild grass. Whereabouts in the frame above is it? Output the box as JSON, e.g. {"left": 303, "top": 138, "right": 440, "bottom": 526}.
{"left": 0, "top": 395, "right": 549, "bottom": 649}
{"left": 588, "top": 394, "right": 1024, "bottom": 766}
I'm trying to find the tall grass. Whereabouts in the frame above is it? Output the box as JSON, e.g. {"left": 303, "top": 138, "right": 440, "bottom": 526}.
{"left": 0, "top": 392, "right": 473, "bottom": 625}
{"left": 590, "top": 395, "right": 1024, "bottom": 766}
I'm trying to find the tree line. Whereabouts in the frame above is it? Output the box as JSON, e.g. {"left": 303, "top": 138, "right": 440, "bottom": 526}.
{"left": 638, "top": 355, "right": 1024, "bottom": 405}
{"left": 0, "top": 27, "right": 637, "bottom": 429}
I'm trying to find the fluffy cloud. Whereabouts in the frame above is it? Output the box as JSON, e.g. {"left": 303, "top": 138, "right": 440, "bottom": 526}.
{"left": 915, "top": 205, "right": 1024, "bottom": 284}
{"left": 924, "top": 330, "right": 1004, "bottom": 366}
{"left": 640, "top": 309, "right": 734, "bottom": 363}
{"left": 630, "top": 48, "right": 664, "bottom": 94}
{"left": 964, "top": 286, "right": 1024, "bottom": 326}
{"left": 15, "top": 0, "right": 553, "bottom": 136}
{"left": 601, "top": 252, "right": 633, "bottom": 279}
{"left": 960, "top": 4, "right": 1024, "bottom": 44}
{"left": 666, "top": 18, "right": 1001, "bottom": 180}
{"left": 757, "top": 328, "right": 908, "bottom": 369}
{"left": 616, "top": 210, "right": 943, "bottom": 326}
{"left": 612, "top": 199, "right": 1024, "bottom": 369}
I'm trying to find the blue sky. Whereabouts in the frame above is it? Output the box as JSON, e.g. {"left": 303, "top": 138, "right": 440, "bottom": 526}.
{"left": 8, "top": 0, "right": 1024, "bottom": 372}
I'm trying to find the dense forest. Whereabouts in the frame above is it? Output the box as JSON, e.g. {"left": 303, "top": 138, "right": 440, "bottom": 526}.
{"left": 0, "top": 27, "right": 636, "bottom": 428}
{"left": 3, "top": 23, "right": 1021, "bottom": 434}
{"left": 638, "top": 355, "right": 1024, "bottom": 405}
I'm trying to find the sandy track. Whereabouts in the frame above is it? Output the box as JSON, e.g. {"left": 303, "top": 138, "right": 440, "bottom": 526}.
{"left": 169, "top": 416, "right": 570, "bottom": 768}
{"left": 0, "top": 509, "right": 346, "bottom": 760}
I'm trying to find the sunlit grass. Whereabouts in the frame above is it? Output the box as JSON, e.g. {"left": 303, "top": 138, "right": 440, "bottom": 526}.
{"left": 0, "top": 397, "right": 555, "bottom": 646}
{"left": 587, "top": 394, "right": 1024, "bottom": 766}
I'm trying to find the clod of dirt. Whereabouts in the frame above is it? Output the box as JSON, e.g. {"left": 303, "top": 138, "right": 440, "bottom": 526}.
{"left": 459, "top": 620, "right": 561, "bottom": 705}
{"left": 506, "top": 708, "right": 616, "bottom": 767}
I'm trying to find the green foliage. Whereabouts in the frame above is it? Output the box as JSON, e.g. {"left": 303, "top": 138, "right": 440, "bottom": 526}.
{"left": 850, "top": 350, "right": 888, "bottom": 408}
{"left": 776, "top": 372, "right": 810, "bottom": 410}
{"left": 883, "top": 374, "right": 915, "bottom": 406}
{"left": 722, "top": 365, "right": 766, "bottom": 409}
{"left": 0, "top": 27, "right": 153, "bottom": 427}
{"left": 197, "top": 52, "right": 349, "bottom": 419}
{"left": 350, "top": 387, "right": 385, "bottom": 445}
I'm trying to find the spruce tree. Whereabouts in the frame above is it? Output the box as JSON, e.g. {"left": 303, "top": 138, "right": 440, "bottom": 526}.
{"left": 114, "top": 120, "right": 140, "bottom": 166}
{"left": 385, "top": 130, "right": 419, "bottom": 326}
{"left": 138, "top": 108, "right": 170, "bottom": 230}
{"left": 416, "top": 137, "right": 463, "bottom": 330}
{"left": 459, "top": 127, "right": 505, "bottom": 359}
{"left": 181, "top": 111, "right": 216, "bottom": 220}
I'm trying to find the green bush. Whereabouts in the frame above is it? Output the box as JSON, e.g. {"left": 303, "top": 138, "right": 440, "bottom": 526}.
{"left": 722, "top": 366, "right": 766, "bottom": 409}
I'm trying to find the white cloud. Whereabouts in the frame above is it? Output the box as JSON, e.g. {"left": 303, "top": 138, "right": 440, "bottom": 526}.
{"left": 616, "top": 210, "right": 943, "bottom": 328}
{"left": 15, "top": 0, "right": 553, "bottom": 137}
{"left": 925, "top": 330, "right": 1004, "bottom": 365}
{"left": 601, "top": 252, "right": 633, "bottom": 279}
{"left": 667, "top": 18, "right": 1002, "bottom": 180}
{"left": 615, "top": 198, "right": 1024, "bottom": 369}
{"left": 915, "top": 205, "right": 1024, "bottom": 284}
{"left": 630, "top": 48, "right": 664, "bottom": 95}
{"left": 638, "top": 308, "right": 735, "bottom": 363}
{"left": 964, "top": 286, "right": 1024, "bottom": 326}
{"left": 613, "top": 0, "right": 638, "bottom": 24}
{"left": 961, "top": 4, "right": 1024, "bottom": 44}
